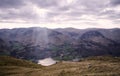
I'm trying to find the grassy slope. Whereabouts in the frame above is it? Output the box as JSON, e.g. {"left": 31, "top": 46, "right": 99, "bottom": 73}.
{"left": 0, "top": 56, "right": 120, "bottom": 76}
{"left": 0, "top": 56, "right": 43, "bottom": 76}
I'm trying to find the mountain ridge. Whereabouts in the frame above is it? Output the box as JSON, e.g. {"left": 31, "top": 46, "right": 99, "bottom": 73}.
{"left": 0, "top": 27, "right": 120, "bottom": 61}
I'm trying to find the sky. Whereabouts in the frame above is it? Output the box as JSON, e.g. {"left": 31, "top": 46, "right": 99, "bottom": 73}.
{"left": 0, "top": 0, "right": 120, "bottom": 29}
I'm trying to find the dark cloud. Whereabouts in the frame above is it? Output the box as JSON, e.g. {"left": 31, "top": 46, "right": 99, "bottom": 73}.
{"left": 0, "top": 0, "right": 25, "bottom": 8}
{"left": 30, "top": 0, "right": 58, "bottom": 8}
{"left": 110, "top": 0, "right": 120, "bottom": 6}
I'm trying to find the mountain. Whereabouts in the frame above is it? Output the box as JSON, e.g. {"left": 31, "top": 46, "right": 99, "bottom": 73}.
{"left": 0, "top": 27, "right": 120, "bottom": 61}
{"left": 80, "top": 30, "right": 117, "bottom": 47}
{"left": 0, "top": 38, "right": 10, "bottom": 56}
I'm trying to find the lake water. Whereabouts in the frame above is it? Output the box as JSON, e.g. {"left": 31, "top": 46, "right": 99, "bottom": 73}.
{"left": 38, "top": 58, "right": 56, "bottom": 66}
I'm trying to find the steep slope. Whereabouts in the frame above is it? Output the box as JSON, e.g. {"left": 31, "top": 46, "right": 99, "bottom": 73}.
{"left": 80, "top": 31, "right": 117, "bottom": 46}
{"left": 0, "top": 38, "right": 10, "bottom": 56}
{"left": 79, "top": 31, "right": 120, "bottom": 56}
{"left": 0, "top": 28, "right": 120, "bottom": 61}
{"left": 51, "top": 31, "right": 120, "bottom": 60}
{"left": 98, "top": 28, "right": 120, "bottom": 43}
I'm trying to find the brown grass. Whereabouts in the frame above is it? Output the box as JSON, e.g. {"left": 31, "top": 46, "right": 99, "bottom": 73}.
{"left": 0, "top": 56, "right": 120, "bottom": 76}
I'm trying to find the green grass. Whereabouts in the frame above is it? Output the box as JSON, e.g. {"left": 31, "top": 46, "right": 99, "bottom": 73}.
{"left": 0, "top": 56, "right": 120, "bottom": 76}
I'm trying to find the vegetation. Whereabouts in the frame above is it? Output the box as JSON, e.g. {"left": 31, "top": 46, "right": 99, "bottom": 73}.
{"left": 0, "top": 56, "right": 120, "bottom": 76}
{"left": 0, "top": 28, "right": 120, "bottom": 61}
{"left": 0, "top": 56, "right": 43, "bottom": 76}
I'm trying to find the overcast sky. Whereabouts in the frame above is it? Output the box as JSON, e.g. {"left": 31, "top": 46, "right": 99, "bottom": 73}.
{"left": 0, "top": 0, "right": 120, "bottom": 29}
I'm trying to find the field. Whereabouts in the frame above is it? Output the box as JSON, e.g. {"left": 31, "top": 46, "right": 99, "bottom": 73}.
{"left": 0, "top": 56, "right": 120, "bottom": 76}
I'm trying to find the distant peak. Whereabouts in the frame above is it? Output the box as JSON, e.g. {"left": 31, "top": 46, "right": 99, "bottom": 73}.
{"left": 81, "top": 31, "right": 105, "bottom": 39}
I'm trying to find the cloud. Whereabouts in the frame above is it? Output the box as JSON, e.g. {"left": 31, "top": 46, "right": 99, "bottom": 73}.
{"left": 0, "top": 0, "right": 120, "bottom": 28}
{"left": 0, "top": 0, "right": 25, "bottom": 8}
{"left": 30, "top": 0, "right": 58, "bottom": 8}
{"left": 110, "top": 0, "right": 120, "bottom": 6}
{"left": 0, "top": 6, "right": 39, "bottom": 22}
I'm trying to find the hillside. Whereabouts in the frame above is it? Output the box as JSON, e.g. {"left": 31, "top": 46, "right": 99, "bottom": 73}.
{"left": 0, "top": 56, "right": 43, "bottom": 76}
{"left": 0, "top": 28, "right": 120, "bottom": 61}
{"left": 0, "top": 56, "right": 120, "bottom": 76}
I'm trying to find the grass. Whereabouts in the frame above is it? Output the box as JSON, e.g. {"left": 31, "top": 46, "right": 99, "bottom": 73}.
{"left": 0, "top": 56, "right": 120, "bottom": 76}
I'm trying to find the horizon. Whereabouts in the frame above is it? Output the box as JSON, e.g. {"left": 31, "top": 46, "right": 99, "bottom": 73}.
{"left": 0, "top": 26, "right": 120, "bottom": 30}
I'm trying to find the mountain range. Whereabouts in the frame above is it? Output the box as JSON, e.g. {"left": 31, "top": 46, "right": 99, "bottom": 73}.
{"left": 0, "top": 27, "right": 120, "bottom": 61}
